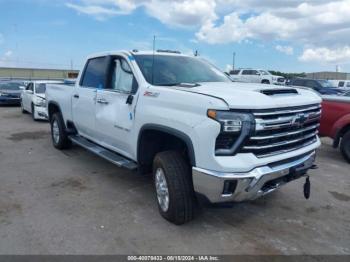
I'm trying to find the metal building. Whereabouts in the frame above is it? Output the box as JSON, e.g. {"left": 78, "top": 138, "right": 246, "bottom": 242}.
{"left": 0, "top": 67, "right": 79, "bottom": 80}
{"left": 305, "top": 71, "right": 350, "bottom": 80}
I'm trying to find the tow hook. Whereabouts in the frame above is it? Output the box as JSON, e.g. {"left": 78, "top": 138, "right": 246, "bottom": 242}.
{"left": 303, "top": 176, "right": 311, "bottom": 199}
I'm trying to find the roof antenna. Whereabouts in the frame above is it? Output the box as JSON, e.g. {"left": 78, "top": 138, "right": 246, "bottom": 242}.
{"left": 152, "top": 35, "right": 156, "bottom": 85}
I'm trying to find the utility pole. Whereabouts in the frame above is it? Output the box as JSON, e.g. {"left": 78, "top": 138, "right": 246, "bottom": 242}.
{"left": 70, "top": 59, "right": 73, "bottom": 70}
{"left": 232, "top": 52, "right": 236, "bottom": 71}
{"left": 152, "top": 35, "right": 156, "bottom": 85}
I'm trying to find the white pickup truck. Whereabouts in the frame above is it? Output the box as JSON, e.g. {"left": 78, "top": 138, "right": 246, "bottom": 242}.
{"left": 230, "top": 69, "right": 285, "bottom": 85}
{"left": 46, "top": 50, "right": 321, "bottom": 224}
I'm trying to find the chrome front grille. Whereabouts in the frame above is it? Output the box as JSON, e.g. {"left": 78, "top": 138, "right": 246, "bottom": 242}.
{"left": 241, "top": 104, "right": 321, "bottom": 158}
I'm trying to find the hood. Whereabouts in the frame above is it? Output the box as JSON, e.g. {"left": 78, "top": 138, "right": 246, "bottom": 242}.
{"left": 174, "top": 82, "right": 321, "bottom": 110}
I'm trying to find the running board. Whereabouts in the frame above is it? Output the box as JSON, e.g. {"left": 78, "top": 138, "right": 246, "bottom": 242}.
{"left": 69, "top": 135, "right": 138, "bottom": 170}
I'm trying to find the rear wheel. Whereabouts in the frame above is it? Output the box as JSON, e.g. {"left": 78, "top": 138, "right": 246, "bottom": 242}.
{"left": 153, "top": 151, "right": 195, "bottom": 225}
{"left": 50, "top": 112, "right": 72, "bottom": 149}
{"left": 340, "top": 131, "right": 350, "bottom": 163}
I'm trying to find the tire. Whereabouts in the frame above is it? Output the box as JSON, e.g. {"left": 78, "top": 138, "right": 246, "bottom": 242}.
{"left": 340, "top": 131, "right": 350, "bottom": 163}
{"left": 262, "top": 80, "right": 270, "bottom": 84}
{"left": 31, "top": 104, "right": 37, "bottom": 121}
{"left": 50, "top": 112, "right": 72, "bottom": 149}
{"left": 21, "top": 101, "right": 26, "bottom": 114}
{"left": 153, "top": 151, "right": 195, "bottom": 225}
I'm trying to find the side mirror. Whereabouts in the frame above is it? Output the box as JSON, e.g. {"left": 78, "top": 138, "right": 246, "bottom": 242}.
{"left": 120, "top": 60, "right": 133, "bottom": 74}
{"left": 256, "top": 72, "right": 261, "bottom": 75}
{"left": 19, "top": 86, "right": 25, "bottom": 90}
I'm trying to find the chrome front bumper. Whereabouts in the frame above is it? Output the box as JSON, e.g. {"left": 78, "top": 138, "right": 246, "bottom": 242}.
{"left": 192, "top": 151, "right": 316, "bottom": 203}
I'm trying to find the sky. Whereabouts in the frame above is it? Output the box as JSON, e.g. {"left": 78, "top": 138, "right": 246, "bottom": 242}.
{"left": 0, "top": 0, "right": 350, "bottom": 73}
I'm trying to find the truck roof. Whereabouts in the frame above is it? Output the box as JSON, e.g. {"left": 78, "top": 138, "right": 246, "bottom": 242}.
{"left": 87, "top": 50, "right": 189, "bottom": 60}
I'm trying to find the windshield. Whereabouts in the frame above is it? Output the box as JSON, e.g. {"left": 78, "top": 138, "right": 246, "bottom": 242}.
{"left": 0, "top": 82, "right": 21, "bottom": 91}
{"left": 134, "top": 55, "right": 230, "bottom": 86}
{"left": 317, "top": 80, "right": 335, "bottom": 88}
{"left": 35, "top": 83, "right": 46, "bottom": 94}
{"left": 259, "top": 70, "right": 270, "bottom": 75}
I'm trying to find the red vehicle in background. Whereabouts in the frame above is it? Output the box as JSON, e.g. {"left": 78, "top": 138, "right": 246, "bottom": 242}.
{"left": 319, "top": 93, "right": 350, "bottom": 162}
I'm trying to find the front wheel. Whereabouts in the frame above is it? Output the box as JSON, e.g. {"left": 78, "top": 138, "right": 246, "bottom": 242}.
{"left": 31, "top": 104, "right": 37, "bottom": 121}
{"left": 340, "top": 131, "right": 350, "bottom": 163}
{"left": 153, "top": 151, "right": 195, "bottom": 225}
{"left": 50, "top": 113, "right": 72, "bottom": 149}
{"left": 21, "top": 101, "right": 26, "bottom": 114}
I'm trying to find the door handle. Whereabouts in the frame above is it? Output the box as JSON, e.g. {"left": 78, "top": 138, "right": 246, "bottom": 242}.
{"left": 73, "top": 94, "right": 79, "bottom": 99}
{"left": 96, "top": 98, "right": 109, "bottom": 104}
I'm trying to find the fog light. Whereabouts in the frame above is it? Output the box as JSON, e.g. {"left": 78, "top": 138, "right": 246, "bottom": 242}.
{"left": 222, "top": 180, "right": 237, "bottom": 195}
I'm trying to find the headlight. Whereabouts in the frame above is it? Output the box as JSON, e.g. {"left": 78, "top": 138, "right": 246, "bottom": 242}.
{"left": 35, "top": 98, "right": 46, "bottom": 107}
{"left": 207, "top": 110, "right": 255, "bottom": 156}
{"left": 207, "top": 110, "right": 252, "bottom": 133}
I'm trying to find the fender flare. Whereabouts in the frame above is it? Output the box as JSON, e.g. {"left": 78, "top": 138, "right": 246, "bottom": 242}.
{"left": 47, "top": 101, "right": 63, "bottom": 121}
{"left": 137, "top": 124, "right": 196, "bottom": 166}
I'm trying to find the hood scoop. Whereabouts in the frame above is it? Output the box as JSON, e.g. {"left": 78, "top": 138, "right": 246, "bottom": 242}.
{"left": 259, "top": 89, "right": 298, "bottom": 96}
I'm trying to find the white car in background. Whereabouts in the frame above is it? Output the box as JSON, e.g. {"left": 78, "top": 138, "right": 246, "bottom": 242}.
{"left": 21, "top": 80, "right": 63, "bottom": 120}
{"left": 337, "top": 80, "right": 350, "bottom": 90}
{"left": 229, "top": 69, "right": 285, "bottom": 85}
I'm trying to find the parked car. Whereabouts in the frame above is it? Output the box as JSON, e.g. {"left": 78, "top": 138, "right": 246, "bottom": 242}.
{"left": 229, "top": 69, "right": 285, "bottom": 85}
{"left": 319, "top": 95, "right": 350, "bottom": 162}
{"left": 21, "top": 80, "right": 63, "bottom": 120}
{"left": 0, "top": 81, "right": 24, "bottom": 105}
{"left": 46, "top": 50, "right": 321, "bottom": 224}
{"left": 289, "top": 78, "right": 344, "bottom": 95}
{"left": 343, "top": 90, "right": 350, "bottom": 97}
{"left": 337, "top": 80, "right": 350, "bottom": 90}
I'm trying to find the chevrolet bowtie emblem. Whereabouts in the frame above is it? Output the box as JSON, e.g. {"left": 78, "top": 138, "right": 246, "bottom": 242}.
{"left": 292, "top": 113, "right": 308, "bottom": 126}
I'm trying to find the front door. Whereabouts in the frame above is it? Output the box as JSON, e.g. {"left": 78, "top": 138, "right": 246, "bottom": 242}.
{"left": 95, "top": 57, "right": 138, "bottom": 158}
{"left": 72, "top": 56, "right": 109, "bottom": 138}
{"left": 23, "top": 82, "right": 34, "bottom": 111}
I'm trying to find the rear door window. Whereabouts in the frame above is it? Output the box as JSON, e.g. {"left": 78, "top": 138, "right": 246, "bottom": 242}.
{"left": 81, "top": 56, "right": 109, "bottom": 89}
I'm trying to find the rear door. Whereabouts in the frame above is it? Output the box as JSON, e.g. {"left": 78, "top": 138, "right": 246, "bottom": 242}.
{"left": 72, "top": 56, "right": 109, "bottom": 138}
{"left": 95, "top": 56, "right": 138, "bottom": 158}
